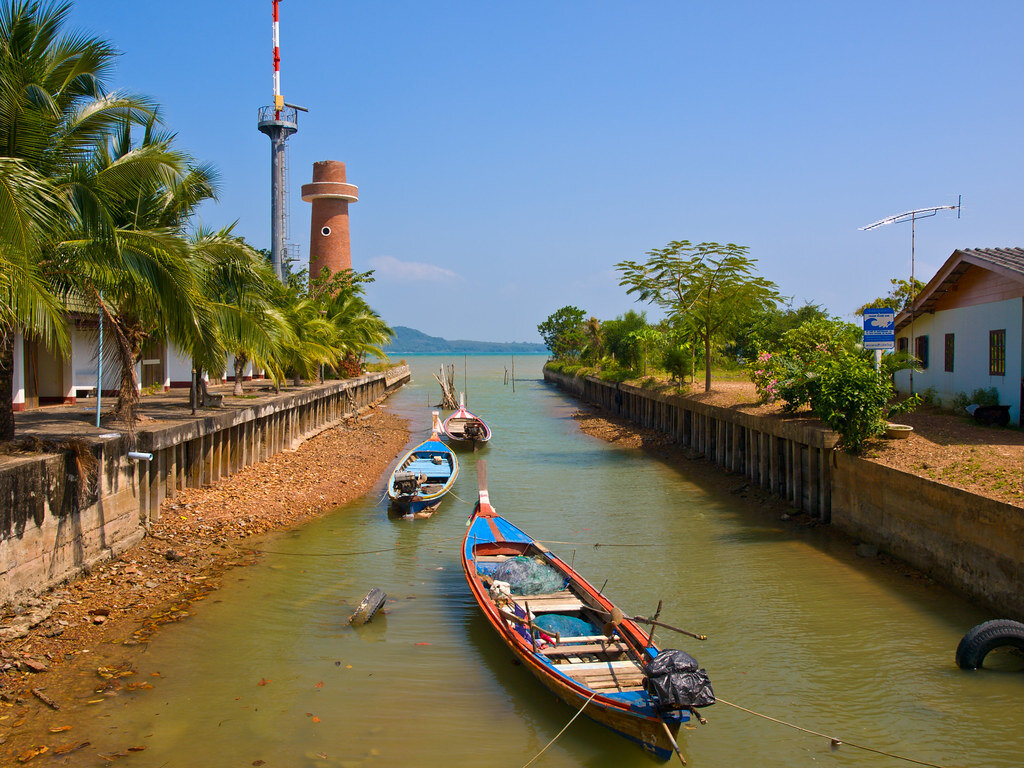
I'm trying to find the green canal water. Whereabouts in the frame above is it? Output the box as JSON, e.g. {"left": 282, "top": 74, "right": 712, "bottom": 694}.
{"left": 57, "top": 356, "right": 1021, "bottom": 767}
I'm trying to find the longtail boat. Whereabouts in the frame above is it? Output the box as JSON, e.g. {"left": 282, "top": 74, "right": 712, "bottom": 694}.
{"left": 387, "top": 412, "right": 458, "bottom": 517}
{"left": 442, "top": 393, "right": 491, "bottom": 446}
{"left": 461, "top": 461, "right": 713, "bottom": 760}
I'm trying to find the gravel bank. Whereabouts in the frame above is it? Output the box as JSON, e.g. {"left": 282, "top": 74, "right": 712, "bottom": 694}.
{"left": 0, "top": 407, "right": 409, "bottom": 761}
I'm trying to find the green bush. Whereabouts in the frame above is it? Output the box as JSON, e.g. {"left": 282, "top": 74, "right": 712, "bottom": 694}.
{"left": 662, "top": 343, "right": 693, "bottom": 383}
{"left": 808, "top": 352, "right": 920, "bottom": 453}
{"left": 951, "top": 387, "right": 999, "bottom": 411}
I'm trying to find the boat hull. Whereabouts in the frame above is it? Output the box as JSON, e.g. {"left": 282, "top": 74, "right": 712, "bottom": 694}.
{"left": 442, "top": 406, "right": 492, "bottom": 444}
{"left": 462, "top": 513, "right": 686, "bottom": 760}
{"left": 387, "top": 438, "right": 458, "bottom": 515}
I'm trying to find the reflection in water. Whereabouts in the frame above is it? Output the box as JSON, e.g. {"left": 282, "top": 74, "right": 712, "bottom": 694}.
{"left": 53, "top": 355, "right": 1023, "bottom": 767}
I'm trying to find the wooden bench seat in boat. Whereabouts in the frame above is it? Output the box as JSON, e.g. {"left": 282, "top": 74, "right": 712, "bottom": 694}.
{"left": 540, "top": 642, "right": 628, "bottom": 657}
{"left": 512, "top": 593, "right": 585, "bottom": 613}
{"left": 556, "top": 659, "right": 646, "bottom": 691}
{"left": 405, "top": 458, "right": 452, "bottom": 478}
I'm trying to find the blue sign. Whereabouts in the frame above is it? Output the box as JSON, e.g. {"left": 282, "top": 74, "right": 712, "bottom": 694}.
{"left": 862, "top": 307, "right": 895, "bottom": 350}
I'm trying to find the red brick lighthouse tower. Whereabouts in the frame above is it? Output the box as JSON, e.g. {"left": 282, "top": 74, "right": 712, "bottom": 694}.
{"left": 301, "top": 160, "right": 359, "bottom": 277}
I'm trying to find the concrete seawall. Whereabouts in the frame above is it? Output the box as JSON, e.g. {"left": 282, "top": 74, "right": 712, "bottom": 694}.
{"left": 544, "top": 366, "right": 1024, "bottom": 619}
{"left": 0, "top": 366, "right": 410, "bottom": 606}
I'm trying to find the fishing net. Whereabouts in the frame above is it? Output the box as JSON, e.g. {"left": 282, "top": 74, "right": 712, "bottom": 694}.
{"left": 493, "top": 556, "right": 567, "bottom": 595}
{"left": 533, "top": 614, "right": 597, "bottom": 638}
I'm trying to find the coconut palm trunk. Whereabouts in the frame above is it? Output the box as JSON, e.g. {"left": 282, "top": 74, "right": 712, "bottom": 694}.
{"left": 0, "top": 332, "right": 16, "bottom": 441}
{"left": 233, "top": 352, "right": 248, "bottom": 396}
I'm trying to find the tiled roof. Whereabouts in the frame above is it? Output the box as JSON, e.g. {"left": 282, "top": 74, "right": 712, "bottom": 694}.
{"left": 894, "top": 247, "right": 1024, "bottom": 330}
{"left": 958, "top": 247, "right": 1024, "bottom": 276}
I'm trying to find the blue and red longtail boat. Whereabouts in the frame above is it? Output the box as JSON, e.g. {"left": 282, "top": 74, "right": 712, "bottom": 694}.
{"left": 387, "top": 412, "right": 458, "bottom": 517}
{"left": 462, "top": 460, "right": 712, "bottom": 761}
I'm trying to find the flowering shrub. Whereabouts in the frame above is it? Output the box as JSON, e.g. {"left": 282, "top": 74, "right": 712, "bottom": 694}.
{"left": 748, "top": 317, "right": 920, "bottom": 452}
{"left": 749, "top": 350, "right": 821, "bottom": 412}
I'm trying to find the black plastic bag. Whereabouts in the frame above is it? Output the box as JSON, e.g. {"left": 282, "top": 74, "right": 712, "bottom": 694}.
{"left": 643, "top": 649, "right": 715, "bottom": 709}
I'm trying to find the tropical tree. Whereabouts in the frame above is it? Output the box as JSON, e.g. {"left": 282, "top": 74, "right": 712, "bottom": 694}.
{"left": 537, "top": 305, "right": 586, "bottom": 360}
{"left": 855, "top": 277, "right": 925, "bottom": 315}
{"left": 189, "top": 230, "right": 291, "bottom": 396}
{"left": 601, "top": 310, "right": 648, "bottom": 370}
{"left": 52, "top": 117, "right": 211, "bottom": 428}
{"left": 0, "top": 157, "right": 66, "bottom": 438}
{"left": 0, "top": 0, "right": 156, "bottom": 437}
{"left": 617, "top": 241, "right": 780, "bottom": 392}
{"left": 580, "top": 316, "right": 603, "bottom": 363}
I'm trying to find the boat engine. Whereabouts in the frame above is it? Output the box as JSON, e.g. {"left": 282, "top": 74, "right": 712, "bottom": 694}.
{"left": 393, "top": 471, "right": 423, "bottom": 496}
{"left": 464, "top": 421, "right": 485, "bottom": 440}
{"left": 643, "top": 649, "right": 715, "bottom": 711}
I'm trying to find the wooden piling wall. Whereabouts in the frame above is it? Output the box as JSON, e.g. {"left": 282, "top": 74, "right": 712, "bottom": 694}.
{"left": 0, "top": 366, "right": 410, "bottom": 606}
{"left": 544, "top": 366, "right": 1024, "bottom": 619}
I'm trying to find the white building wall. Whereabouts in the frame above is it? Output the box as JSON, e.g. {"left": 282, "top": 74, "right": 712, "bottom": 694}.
{"left": 11, "top": 330, "right": 24, "bottom": 410}
{"left": 70, "top": 326, "right": 121, "bottom": 393}
{"left": 166, "top": 344, "right": 192, "bottom": 387}
{"left": 894, "top": 297, "right": 1022, "bottom": 422}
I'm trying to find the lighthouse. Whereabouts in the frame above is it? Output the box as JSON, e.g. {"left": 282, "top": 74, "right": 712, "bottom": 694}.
{"left": 301, "top": 160, "right": 359, "bottom": 278}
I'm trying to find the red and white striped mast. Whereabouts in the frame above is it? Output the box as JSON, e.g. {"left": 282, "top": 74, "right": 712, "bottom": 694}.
{"left": 257, "top": 0, "right": 306, "bottom": 282}
{"left": 272, "top": 0, "right": 282, "bottom": 118}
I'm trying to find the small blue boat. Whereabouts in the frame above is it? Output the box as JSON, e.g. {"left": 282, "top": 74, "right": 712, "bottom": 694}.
{"left": 388, "top": 412, "right": 459, "bottom": 517}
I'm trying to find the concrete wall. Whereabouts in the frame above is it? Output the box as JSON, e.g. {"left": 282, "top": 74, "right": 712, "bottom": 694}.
{"left": 831, "top": 455, "right": 1024, "bottom": 618}
{"left": 895, "top": 297, "right": 1023, "bottom": 421}
{"left": 0, "top": 367, "right": 411, "bottom": 607}
{"left": 545, "top": 366, "right": 1024, "bottom": 619}
{"left": 0, "top": 439, "right": 143, "bottom": 606}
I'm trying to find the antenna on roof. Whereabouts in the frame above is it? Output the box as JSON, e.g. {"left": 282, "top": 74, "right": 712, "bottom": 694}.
{"left": 859, "top": 196, "right": 961, "bottom": 393}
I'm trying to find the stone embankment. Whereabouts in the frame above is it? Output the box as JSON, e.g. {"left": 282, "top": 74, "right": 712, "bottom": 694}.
{"left": 545, "top": 366, "right": 1024, "bottom": 620}
{"left": 0, "top": 405, "right": 409, "bottom": 762}
{"left": 0, "top": 367, "right": 410, "bottom": 609}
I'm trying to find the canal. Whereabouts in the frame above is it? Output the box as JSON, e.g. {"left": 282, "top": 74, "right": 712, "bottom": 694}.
{"left": 53, "top": 356, "right": 1021, "bottom": 767}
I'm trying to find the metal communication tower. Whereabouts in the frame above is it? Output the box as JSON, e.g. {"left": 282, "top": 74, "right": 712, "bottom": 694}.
{"left": 257, "top": 0, "right": 307, "bottom": 282}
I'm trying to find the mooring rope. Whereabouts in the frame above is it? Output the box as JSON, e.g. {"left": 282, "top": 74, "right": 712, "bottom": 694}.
{"left": 535, "top": 538, "right": 684, "bottom": 548}
{"left": 519, "top": 692, "right": 599, "bottom": 768}
{"left": 716, "top": 697, "right": 954, "bottom": 768}
{"left": 253, "top": 534, "right": 464, "bottom": 557}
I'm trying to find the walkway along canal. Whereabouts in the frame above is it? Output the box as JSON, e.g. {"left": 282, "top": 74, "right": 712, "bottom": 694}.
{"left": 3, "top": 356, "right": 1020, "bottom": 767}
{"left": 544, "top": 367, "right": 1024, "bottom": 621}
{"left": 0, "top": 367, "right": 410, "bottom": 608}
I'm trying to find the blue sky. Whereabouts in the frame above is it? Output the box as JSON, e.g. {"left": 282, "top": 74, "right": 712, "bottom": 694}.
{"left": 70, "top": 1, "right": 1024, "bottom": 341}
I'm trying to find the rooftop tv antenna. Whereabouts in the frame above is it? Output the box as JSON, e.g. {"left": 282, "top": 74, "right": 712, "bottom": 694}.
{"left": 257, "top": 0, "right": 308, "bottom": 282}
{"left": 859, "top": 196, "right": 961, "bottom": 393}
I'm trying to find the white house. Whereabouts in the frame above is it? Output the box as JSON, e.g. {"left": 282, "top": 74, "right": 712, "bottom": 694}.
{"left": 893, "top": 247, "right": 1024, "bottom": 426}
{"left": 11, "top": 312, "right": 264, "bottom": 412}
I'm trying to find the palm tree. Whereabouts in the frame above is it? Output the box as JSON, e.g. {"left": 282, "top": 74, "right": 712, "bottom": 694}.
{"left": 52, "top": 118, "right": 210, "bottom": 429}
{"left": 0, "top": 0, "right": 154, "bottom": 438}
{"left": 318, "top": 272, "right": 392, "bottom": 378}
{"left": 0, "top": 156, "right": 66, "bottom": 438}
{"left": 581, "top": 316, "right": 602, "bottom": 363}
{"left": 189, "top": 229, "right": 292, "bottom": 395}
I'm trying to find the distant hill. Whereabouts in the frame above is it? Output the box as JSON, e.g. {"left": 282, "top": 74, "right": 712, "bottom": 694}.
{"left": 383, "top": 326, "right": 547, "bottom": 355}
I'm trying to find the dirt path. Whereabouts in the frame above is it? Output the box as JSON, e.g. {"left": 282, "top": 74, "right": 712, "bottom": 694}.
{"left": 0, "top": 407, "right": 409, "bottom": 763}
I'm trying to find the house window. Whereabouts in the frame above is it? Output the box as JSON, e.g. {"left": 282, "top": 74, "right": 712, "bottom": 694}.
{"left": 944, "top": 333, "right": 954, "bottom": 373}
{"left": 989, "top": 329, "right": 1006, "bottom": 376}
{"left": 897, "top": 337, "right": 908, "bottom": 353}
{"left": 914, "top": 335, "right": 929, "bottom": 369}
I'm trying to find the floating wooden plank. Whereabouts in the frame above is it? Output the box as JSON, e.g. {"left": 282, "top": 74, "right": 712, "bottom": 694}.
{"left": 348, "top": 588, "right": 387, "bottom": 626}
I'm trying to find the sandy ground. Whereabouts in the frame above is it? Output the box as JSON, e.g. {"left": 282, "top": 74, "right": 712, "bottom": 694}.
{"left": 633, "top": 378, "right": 1024, "bottom": 508}
{"left": 0, "top": 407, "right": 409, "bottom": 763}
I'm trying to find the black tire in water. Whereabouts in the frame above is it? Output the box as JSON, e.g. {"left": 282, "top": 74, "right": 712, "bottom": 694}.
{"left": 955, "top": 619, "right": 1024, "bottom": 670}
